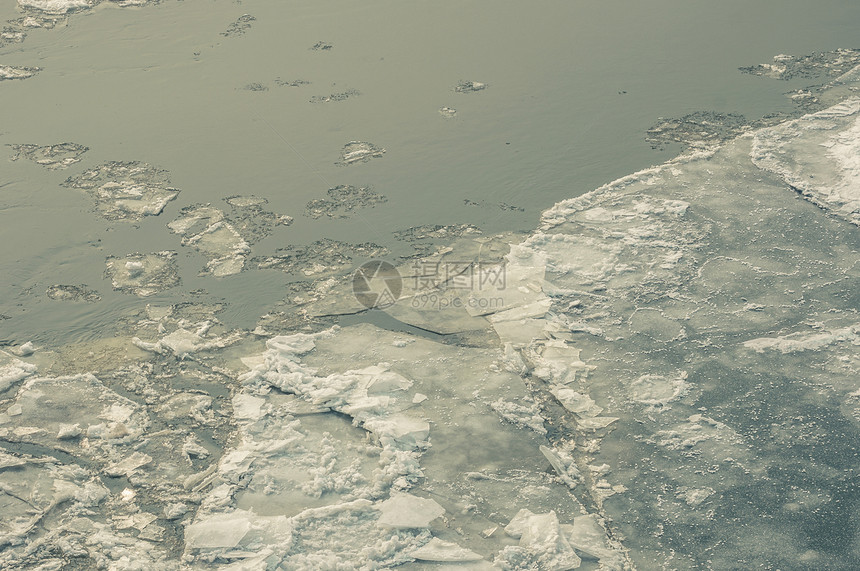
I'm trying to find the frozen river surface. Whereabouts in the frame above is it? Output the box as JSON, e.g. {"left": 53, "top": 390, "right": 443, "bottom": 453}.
{"left": 2, "top": 1, "right": 860, "bottom": 569}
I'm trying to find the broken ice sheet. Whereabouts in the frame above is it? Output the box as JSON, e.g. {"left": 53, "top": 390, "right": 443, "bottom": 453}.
{"left": 0, "top": 373, "right": 149, "bottom": 455}
{"left": 377, "top": 493, "right": 445, "bottom": 528}
{"left": 0, "top": 65, "right": 39, "bottom": 80}
{"left": 168, "top": 198, "right": 292, "bottom": 276}
{"left": 645, "top": 111, "right": 752, "bottom": 151}
{"left": 454, "top": 80, "right": 488, "bottom": 93}
{"left": 751, "top": 97, "right": 860, "bottom": 226}
{"left": 304, "top": 185, "right": 387, "bottom": 219}
{"left": 62, "top": 161, "right": 180, "bottom": 220}
{"left": 739, "top": 49, "right": 860, "bottom": 81}
{"left": 133, "top": 323, "right": 242, "bottom": 359}
{"left": 410, "top": 537, "right": 484, "bottom": 562}
{"left": 0, "top": 353, "right": 37, "bottom": 393}
{"left": 104, "top": 251, "right": 180, "bottom": 296}
{"left": 169, "top": 205, "right": 250, "bottom": 277}
{"left": 438, "top": 106, "right": 457, "bottom": 118}
{"left": 17, "top": 0, "right": 96, "bottom": 14}
{"left": 46, "top": 284, "right": 101, "bottom": 302}
{"left": 310, "top": 88, "right": 360, "bottom": 103}
{"left": 252, "top": 238, "right": 387, "bottom": 277}
{"left": 221, "top": 13, "right": 255, "bottom": 37}
{"left": 338, "top": 141, "right": 385, "bottom": 165}
{"left": 499, "top": 509, "right": 581, "bottom": 570}
{"left": 8, "top": 142, "right": 88, "bottom": 169}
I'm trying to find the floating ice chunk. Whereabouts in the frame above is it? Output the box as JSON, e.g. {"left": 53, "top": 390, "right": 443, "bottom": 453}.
{"left": 377, "top": 493, "right": 445, "bottom": 528}
{"left": 9, "top": 142, "right": 88, "bottom": 169}
{"left": 412, "top": 393, "right": 428, "bottom": 404}
{"left": 232, "top": 394, "right": 266, "bottom": 420}
{"left": 56, "top": 423, "right": 82, "bottom": 440}
{"left": 363, "top": 415, "right": 430, "bottom": 449}
{"left": 164, "top": 503, "right": 188, "bottom": 520}
{"left": 561, "top": 514, "right": 616, "bottom": 561}
{"left": 184, "top": 511, "right": 253, "bottom": 549}
{"left": 133, "top": 323, "right": 241, "bottom": 358}
{"left": 305, "top": 185, "right": 387, "bottom": 219}
{"left": 1, "top": 374, "right": 148, "bottom": 450}
{"left": 500, "top": 509, "right": 581, "bottom": 570}
{"left": 18, "top": 0, "right": 93, "bottom": 14}
{"left": 11, "top": 341, "right": 36, "bottom": 357}
{"left": 168, "top": 205, "right": 251, "bottom": 276}
{"left": 125, "top": 261, "right": 144, "bottom": 278}
{"left": 105, "top": 251, "right": 180, "bottom": 296}
{"left": 46, "top": 284, "right": 101, "bottom": 302}
{"left": 550, "top": 387, "right": 603, "bottom": 417}
{"left": 539, "top": 445, "right": 580, "bottom": 488}
{"left": 0, "top": 358, "right": 37, "bottom": 392}
{"left": 266, "top": 332, "right": 319, "bottom": 356}
{"left": 338, "top": 141, "right": 385, "bottom": 165}
{"left": 104, "top": 452, "right": 152, "bottom": 477}
{"left": 253, "top": 238, "right": 387, "bottom": 278}
{"left": 491, "top": 398, "right": 547, "bottom": 435}
{"left": 411, "top": 537, "right": 484, "bottom": 562}
{"left": 575, "top": 416, "right": 618, "bottom": 430}
{"left": 222, "top": 13, "right": 255, "bottom": 37}
{"left": 62, "top": 161, "right": 180, "bottom": 220}
{"left": 0, "top": 65, "right": 39, "bottom": 80}
{"left": 532, "top": 341, "right": 592, "bottom": 385}
{"left": 455, "top": 80, "right": 488, "bottom": 93}
{"left": 487, "top": 298, "right": 552, "bottom": 323}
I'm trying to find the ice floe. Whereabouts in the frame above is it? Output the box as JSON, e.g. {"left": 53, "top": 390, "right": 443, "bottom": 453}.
{"left": 9, "top": 142, "right": 88, "bottom": 169}
{"left": 338, "top": 141, "right": 385, "bottom": 165}
{"left": 455, "top": 80, "right": 488, "bottom": 93}
{"left": 169, "top": 205, "right": 251, "bottom": 277}
{"left": 105, "top": 251, "right": 180, "bottom": 296}
{"left": 46, "top": 284, "right": 102, "bottom": 302}
{"left": 752, "top": 97, "right": 860, "bottom": 225}
{"left": 0, "top": 65, "right": 39, "bottom": 80}
{"left": 304, "top": 185, "right": 387, "bottom": 219}
{"left": 221, "top": 14, "right": 255, "bottom": 37}
{"left": 62, "top": 161, "right": 180, "bottom": 221}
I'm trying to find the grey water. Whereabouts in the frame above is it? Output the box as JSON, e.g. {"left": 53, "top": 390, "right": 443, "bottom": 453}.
{"left": 1, "top": 0, "right": 858, "bottom": 343}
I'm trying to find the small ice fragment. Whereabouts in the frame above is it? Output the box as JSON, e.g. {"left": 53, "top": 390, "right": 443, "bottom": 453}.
{"left": 501, "top": 509, "right": 581, "bottom": 570}
{"left": 7, "top": 403, "right": 23, "bottom": 416}
{"left": 125, "top": 261, "right": 145, "bottom": 278}
{"left": 377, "top": 493, "right": 445, "bottom": 528}
{"left": 576, "top": 416, "right": 619, "bottom": 430}
{"left": 539, "top": 445, "right": 579, "bottom": 488}
{"left": 105, "top": 452, "right": 152, "bottom": 477}
{"left": 184, "top": 512, "right": 252, "bottom": 549}
{"left": 232, "top": 393, "right": 266, "bottom": 420}
{"left": 164, "top": 503, "right": 188, "bottom": 520}
{"left": 120, "top": 488, "right": 136, "bottom": 502}
{"left": 563, "top": 514, "right": 615, "bottom": 560}
{"left": 482, "top": 526, "right": 498, "bottom": 538}
{"left": 412, "top": 393, "right": 428, "bottom": 404}
{"left": 13, "top": 341, "right": 37, "bottom": 356}
{"left": 56, "top": 423, "right": 82, "bottom": 440}
{"left": 363, "top": 415, "right": 430, "bottom": 448}
{"left": 411, "top": 537, "right": 484, "bottom": 562}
